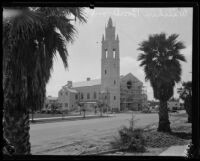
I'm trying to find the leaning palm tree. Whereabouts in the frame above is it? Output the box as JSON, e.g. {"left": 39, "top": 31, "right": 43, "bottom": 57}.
{"left": 3, "top": 7, "right": 86, "bottom": 154}
{"left": 138, "top": 33, "right": 186, "bottom": 132}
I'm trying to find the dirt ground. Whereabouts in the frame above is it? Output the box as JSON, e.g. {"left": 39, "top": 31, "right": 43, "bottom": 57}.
{"left": 105, "top": 112, "right": 191, "bottom": 156}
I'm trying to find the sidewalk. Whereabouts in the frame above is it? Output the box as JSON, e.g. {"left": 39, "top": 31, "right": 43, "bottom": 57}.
{"left": 159, "top": 145, "right": 189, "bottom": 156}
{"left": 30, "top": 114, "right": 114, "bottom": 123}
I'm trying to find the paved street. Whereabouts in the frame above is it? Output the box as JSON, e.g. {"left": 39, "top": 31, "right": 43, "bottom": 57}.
{"left": 30, "top": 112, "right": 177, "bottom": 155}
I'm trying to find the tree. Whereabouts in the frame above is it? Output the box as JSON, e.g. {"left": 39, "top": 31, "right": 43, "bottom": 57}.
{"left": 138, "top": 33, "right": 186, "bottom": 132}
{"left": 178, "top": 81, "right": 192, "bottom": 123}
{"left": 3, "top": 7, "right": 86, "bottom": 154}
{"left": 97, "top": 101, "right": 105, "bottom": 117}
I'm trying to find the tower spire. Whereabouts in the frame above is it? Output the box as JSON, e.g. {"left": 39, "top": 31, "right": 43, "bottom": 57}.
{"left": 108, "top": 17, "right": 113, "bottom": 27}
{"left": 116, "top": 34, "right": 119, "bottom": 41}
{"left": 101, "top": 17, "right": 120, "bottom": 111}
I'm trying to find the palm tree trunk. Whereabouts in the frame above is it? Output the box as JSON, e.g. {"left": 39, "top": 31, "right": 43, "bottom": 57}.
{"left": 3, "top": 57, "right": 31, "bottom": 154}
{"left": 185, "top": 98, "right": 192, "bottom": 123}
{"left": 31, "top": 108, "right": 34, "bottom": 122}
{"left": 3, "top": 110, "right": 31, "bottom": 154}
{"left": 158, "top": 100, "right": 171, "bottom": 132}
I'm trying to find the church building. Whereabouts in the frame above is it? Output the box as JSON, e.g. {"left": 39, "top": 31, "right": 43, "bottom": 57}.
{"left": 58, "top": 18, "right": 147, "bottom": 112}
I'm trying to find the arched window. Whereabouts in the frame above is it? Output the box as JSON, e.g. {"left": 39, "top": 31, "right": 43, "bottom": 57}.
{"left": 114, "top": 96, "right": 116, "bottom": 100}
{"left": 113, "top": 49, "right": 116, "bottom": 58}
{"left": 114, "top": 80, "right": 116, "bottom": 85}
{"left": 105, "top": 49, "right": 108, "bottom": 58}
{"left": 105, "top": 69, "right": 107, "bottom": 75}
{"left": 81, "top": 93, "right": 84, "bottom": 99}
{"left": 127, "top": 81, "right": 132, "bottom": 89}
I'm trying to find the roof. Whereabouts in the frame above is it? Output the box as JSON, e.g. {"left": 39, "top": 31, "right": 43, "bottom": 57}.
{"left": 46, "top": 96, "right": 57, "bottom": 100}
{"left": 64, "top": 73, "right": 142, "bottom": 88}
{"left": 73, "top": 79, "right": 101, "bottom": 88}
{"left": 67, "top": 88, "right": 78, "bottom": 93}
{"left": 120, "top": 73, "right": 143, "bottom": 85}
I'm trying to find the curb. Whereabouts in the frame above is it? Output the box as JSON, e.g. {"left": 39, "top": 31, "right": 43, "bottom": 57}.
{"left": 80, "top": 149, "right": 119, "bottom": 155}
{"left": 30, "top": 115, "right": 112, "bottom": 124}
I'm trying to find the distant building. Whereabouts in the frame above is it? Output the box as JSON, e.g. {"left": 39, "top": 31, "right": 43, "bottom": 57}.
{"left": 44, "top": 96, "right": 60, "bottom": 110}
{"left": 167, "top": 99, "right": 181, "bottom": 110}
{"left": 58, "top": 18, "right": 147, "bottom": 112}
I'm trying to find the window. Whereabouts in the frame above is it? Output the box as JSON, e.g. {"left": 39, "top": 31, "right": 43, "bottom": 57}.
{"left": 81, "top": 93, "right": 84, "bottom": 99}
{"left": 60, "top": 92, "right": 62, "bottom": 96}
{"left": 114, "top": 80, "right": 116, "bottom": 85}
{"left": 75, "top": 94, "right": 78, "bottom": 100}
{"left": 65, "top": 103, "right": 68, "bottom": 107}
{"left": 105, "top": 69, "right": 107, "bottom": 75}
{"left": 114, "top": 96, "right": 116, "bottom": 100}
{"left": 87, "top": 93, "right": 90, "bottom": 99}
{"left": 127, "top": 81, "right": 132, "bottom": 89}
{"left": 66, "top": 92, "right": 68, "bottom": 96}
{"left": 94, "top": 92, "right": 97, "bottom": 99}
{"left": 105, "top": 49, "right": 108, "bottom": 58}
{"left": 113, "top": 49, "right": 116, "bottom": 58}
{"left": 105, "top": 96, "right": 107, "bottom": 100}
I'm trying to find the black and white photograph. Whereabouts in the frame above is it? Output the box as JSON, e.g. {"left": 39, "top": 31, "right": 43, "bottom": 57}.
{"left": 2, "top": 2, "right": 199, "bottom": 159}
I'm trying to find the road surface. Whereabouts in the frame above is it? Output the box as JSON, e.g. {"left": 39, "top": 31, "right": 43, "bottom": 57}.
{"left": 30, "top": 112, "right": 174, "bottom": 155}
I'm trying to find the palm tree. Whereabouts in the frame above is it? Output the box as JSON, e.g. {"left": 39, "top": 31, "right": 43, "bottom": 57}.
{"left": 138, "top": 33, "right": 186, "bottom": 132}
{"left": 3, "top": 7, "right": 86, "bottom": 154}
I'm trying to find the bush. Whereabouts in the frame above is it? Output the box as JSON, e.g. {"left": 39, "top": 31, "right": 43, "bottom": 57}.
{"left": 111, "top": 115, "right": 146, "bottom": 152}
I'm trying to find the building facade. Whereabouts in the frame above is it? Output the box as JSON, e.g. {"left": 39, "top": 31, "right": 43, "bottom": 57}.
{"left": 44, "top": 96, "right": 61, "bottom": 110}
{"left": 58, "top": 18, "right": 147, "bottom": 112}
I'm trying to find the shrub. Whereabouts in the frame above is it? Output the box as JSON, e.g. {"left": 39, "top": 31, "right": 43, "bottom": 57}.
{"left": 111, "top": 115, "right": 146, "bottom": 152}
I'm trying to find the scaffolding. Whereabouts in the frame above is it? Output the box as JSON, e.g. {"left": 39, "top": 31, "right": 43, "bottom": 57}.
{"left": 120, "top": 81, "right": 147, "bottom": 111}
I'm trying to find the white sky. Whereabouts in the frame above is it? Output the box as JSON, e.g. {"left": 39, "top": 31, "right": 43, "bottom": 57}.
{"left": 46, "top": 8, "right": 193, "bottom": 100}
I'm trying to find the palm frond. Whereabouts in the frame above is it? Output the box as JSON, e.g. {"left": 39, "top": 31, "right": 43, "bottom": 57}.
{"left": 37, "top": 7, "right": 87, "bottom": 23}
{"left": 48, "top": 16, "right": 77, "bottom": 43}
{"left": 44, "top": 29, "right": 68, "bottom": 70}
{"left": 173, "top": 53, "right": 186, "bottom": 62}
{"left": 137, "top": 32, "right": 186, "bottom": 100}
{"left": 174, "top": 41, "right": 186, "bottom": 50}
{"left": 54, "top": 31, "right": 68, "bottom": 68}
{"left": 10, "top": 9, "right": 44, "bottom": 41}
{"left": 167, "top": 34, "right": 179, "bottom": 44}
{"left": 63, "top": 7, "right": 87, "bottom": 23}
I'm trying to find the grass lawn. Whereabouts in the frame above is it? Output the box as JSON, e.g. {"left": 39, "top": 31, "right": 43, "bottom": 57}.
{"left": 29, "top": 111, "right": 104, "bottom": 119}
{"left": 30, "top": 113, "right": 81, "bottom": 119}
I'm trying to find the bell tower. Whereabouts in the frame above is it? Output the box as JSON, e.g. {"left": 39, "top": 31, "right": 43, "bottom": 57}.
{"left": 101, "top": 17, "right": 120, "bottom": 111}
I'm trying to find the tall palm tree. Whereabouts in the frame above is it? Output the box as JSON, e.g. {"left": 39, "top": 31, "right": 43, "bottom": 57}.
{"left": 138, "top": 33, "right": 186, "bottom": 132}
{"left": 3, "top": 7, "right": 86, "bottom": 154}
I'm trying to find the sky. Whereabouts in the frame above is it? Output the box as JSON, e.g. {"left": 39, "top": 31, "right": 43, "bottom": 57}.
{"left": 46, "top": 8, "right": 193, "bottom": 100}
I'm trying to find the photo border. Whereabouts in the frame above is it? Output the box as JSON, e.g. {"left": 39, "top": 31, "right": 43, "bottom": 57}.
{"left": 2, "top": 0, "right": 199, "bottom": 160}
